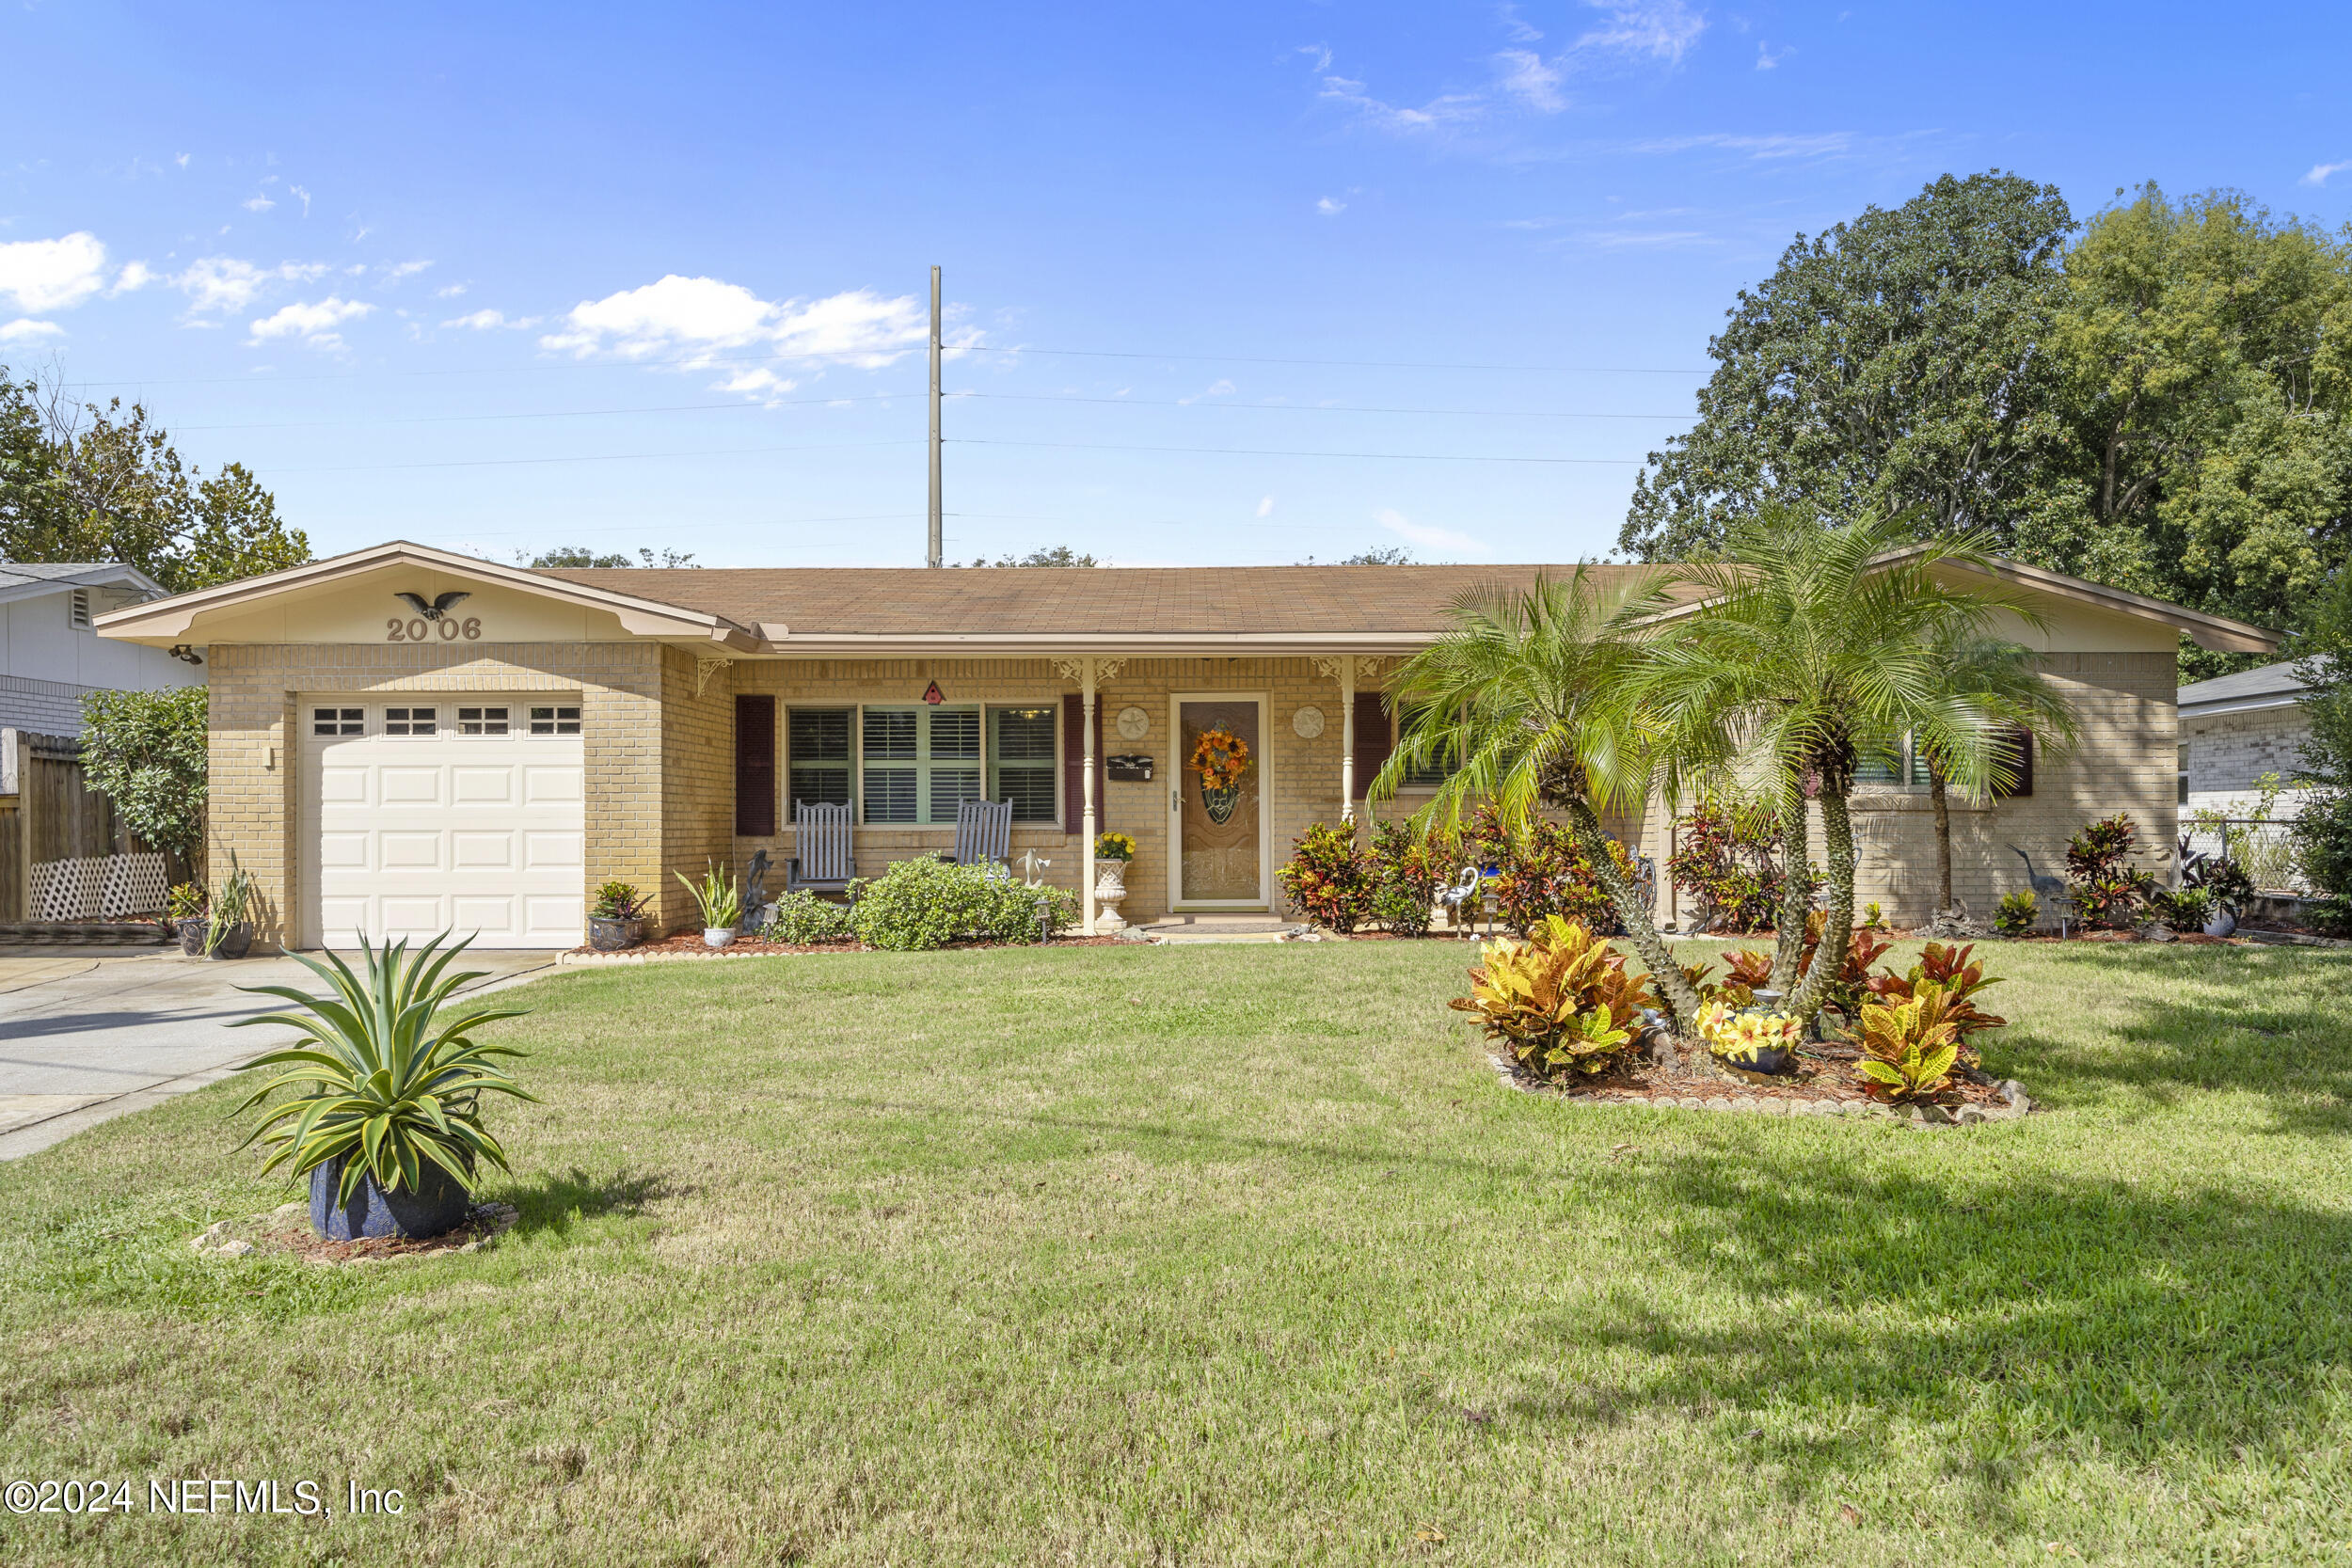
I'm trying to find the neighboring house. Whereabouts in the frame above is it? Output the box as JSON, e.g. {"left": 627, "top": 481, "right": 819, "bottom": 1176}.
{"left": 0, "top": 562, "right": 198, "bottom": 734}
{"left": 95, "top": 541, "right": 2276, "bottom": 950}
{"left": 2176, "top": 660, "right": 2314, "bottom": 814}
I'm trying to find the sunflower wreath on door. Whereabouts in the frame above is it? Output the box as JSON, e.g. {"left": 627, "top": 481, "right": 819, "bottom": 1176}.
{"left": 1190, "top": 724, "right": 1252, "bottom": 825}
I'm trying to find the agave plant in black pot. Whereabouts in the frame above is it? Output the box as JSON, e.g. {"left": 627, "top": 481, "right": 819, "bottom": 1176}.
{"left": 230, "top": 931, "right": 536, "bottom": 1242}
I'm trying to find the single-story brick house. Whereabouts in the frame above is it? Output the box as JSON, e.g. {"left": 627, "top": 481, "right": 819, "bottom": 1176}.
{"left": 94, "top": 540, "right": 2275, "bottom": 949}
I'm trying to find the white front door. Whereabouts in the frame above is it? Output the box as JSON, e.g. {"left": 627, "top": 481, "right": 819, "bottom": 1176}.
{"left": 299, "top": 696, "right": 585, "bottom": 949}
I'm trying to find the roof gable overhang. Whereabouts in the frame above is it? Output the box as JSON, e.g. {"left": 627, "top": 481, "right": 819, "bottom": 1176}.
{"left": 93, "top": 540, "right": 758, "bottom": 649}
{"left": 1640, "top": 550, "right": 2280, "bottom": 655}
{"left": 0, "top": 562, "right": 168, "bottom": 610}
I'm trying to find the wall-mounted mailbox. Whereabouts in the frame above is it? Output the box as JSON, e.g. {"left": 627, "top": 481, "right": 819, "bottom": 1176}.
{"left": 1106, "top": 753, "right": 1154, "bottom": 783}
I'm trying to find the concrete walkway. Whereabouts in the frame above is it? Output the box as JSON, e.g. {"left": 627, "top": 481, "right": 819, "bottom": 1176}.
{"left": 0, "top": 947, "right": 559, "bottom": 1160}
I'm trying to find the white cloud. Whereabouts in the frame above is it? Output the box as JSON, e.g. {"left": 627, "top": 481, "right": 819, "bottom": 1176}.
{"left": 242, "top": 194, "right": 276, "bottom": 213}
{"left": 1756, "top": 42, "right": 1791, "bottom": 69}
{"left": 437, "top": 282, "right": 469, "bottom": 297}
{"left": 539, "top": 276, "right": 937, "bottom": 383}
{"left": 1377, "top": 507, "right": 1491, "bottom": 559}
{"left": 441, "top": 308, "right": 539, "bottom": 330}
{"left": 174, "top": 152, "right": 190, "bottom": 169}
{"left": 1317, "top": 196, "right": 1347, "bottom": 216}
{"left": 1178, "top": 378, "right": 1236, "bottom": 405}
{"left": 1318, "top": 72, "right": 1485, "bottom": 135}
{"left": 0, "top": 232, "right": 111, "bottom": 313}
{"left": 1495, "top": 49, "right": 1565, "bottom": 111}
{"left": 1256, "top": 496, "right": 1275, "bottom": 518}
{"left": 1298, "top": 43, "right": 1333, "bottom": 71}
{"left": 1626, "top": 131, "right": 1853, "bottom": 160}
{"left": 1497, "top": 3, "right": 1543, "bottom": 42}
{"left": 290, "top": 184, "right": 311, "bottom": 216}
{"left": 246, "top": 295, "right": 373, "bottom": 349}
{"left": 175, "top": 256, "right": 330, "bottom": 313}
{"left": 0, "top": 319, "right": 66, "bottom": 343}
{"left": 1576, "top": 1, "right": 1707, "bottom": 63}
{"left": 110, "top": 260, "right": 157, "bottom": 294}
{"left": 386, "top": 259, "right": 433, "bottom": 280}
{"left": 2303, "top": 160, "right": 2352, "bottom": 187}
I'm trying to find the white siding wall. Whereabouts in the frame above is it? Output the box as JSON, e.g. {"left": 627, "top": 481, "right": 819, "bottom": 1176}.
{"left": 0, "top": 589, "right": 199, "bottom": 734}
{"left": 2182, "top": 704, "right": 2313, "bottom": 812}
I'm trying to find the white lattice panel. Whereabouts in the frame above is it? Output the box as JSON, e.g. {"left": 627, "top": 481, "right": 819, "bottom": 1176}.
{"left": 101, "top": 852, "right": 170, "bottom": 919}
{"left": 30, "top": 857, "right": 105, "bottom": 922}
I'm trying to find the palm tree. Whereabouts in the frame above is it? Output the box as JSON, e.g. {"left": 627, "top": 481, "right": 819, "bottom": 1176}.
{"left": 1367, "top": 567, "right": 1710, "bottom": 1025}
{"left": 1643, "top": 508, "right": 2037, "bottom": 1022}
{"left": 1914, "top": 628, "right": 2079, "bottom": 922}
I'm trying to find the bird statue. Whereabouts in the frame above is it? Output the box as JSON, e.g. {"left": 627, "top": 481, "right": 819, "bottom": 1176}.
{"left": 394, "top": 590, "right": 471, "bottom": 622}
{"left": 2010, "top": 845, "right": 2069, "bottom": 936}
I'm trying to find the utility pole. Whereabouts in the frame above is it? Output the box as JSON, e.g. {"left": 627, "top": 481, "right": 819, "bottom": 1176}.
{"left": 927, "top": 264, "right": 943, "bottom": 568}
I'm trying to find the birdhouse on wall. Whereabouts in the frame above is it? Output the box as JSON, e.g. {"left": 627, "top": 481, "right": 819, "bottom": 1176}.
{"left": 922, "top": 680, "right": 945, "bottom": 705}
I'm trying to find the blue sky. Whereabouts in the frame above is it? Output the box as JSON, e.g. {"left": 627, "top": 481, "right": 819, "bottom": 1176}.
{"left": 3, "top": 2, "right": 2347, "bottom": 569}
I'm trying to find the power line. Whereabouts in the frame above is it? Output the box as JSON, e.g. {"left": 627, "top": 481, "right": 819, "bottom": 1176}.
{"left": 955, "top": 390, "right": 1690, "bottom": 420}
{"left": 175, "top": 391, "right": 922, "bottom": 432}
{"left": 955, "top": 345, "right": 1705, "bottom": 374}
{"left": 946, "top": 437, "right": 1641, "bottom": 466}
{"left": 257, "top": 438, "right": 922, "bottom": 475}
{"left": 63, "top": 342, "right": 1704, "bottom": 389}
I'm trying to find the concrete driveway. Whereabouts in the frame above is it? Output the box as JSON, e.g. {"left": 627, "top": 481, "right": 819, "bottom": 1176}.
{"left": 0, "top": 947, "right": 558, "bottom": 1160}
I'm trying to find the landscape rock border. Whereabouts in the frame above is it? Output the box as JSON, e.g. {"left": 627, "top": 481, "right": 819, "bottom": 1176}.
{"left": 1487, "top": 1052, "right": 2034, "bottom": 1125}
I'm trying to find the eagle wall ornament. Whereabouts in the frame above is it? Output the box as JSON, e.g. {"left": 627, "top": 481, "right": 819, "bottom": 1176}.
{"left": 395, "top": 591, "right": 472, "bottom": 622}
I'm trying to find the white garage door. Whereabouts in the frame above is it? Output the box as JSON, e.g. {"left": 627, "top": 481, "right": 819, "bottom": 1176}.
{"left": 300, "top": 696, "right": 585, "bottom": 949}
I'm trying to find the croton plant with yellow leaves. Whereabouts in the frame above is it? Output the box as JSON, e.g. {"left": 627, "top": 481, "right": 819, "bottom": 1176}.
{"left": 1450, "top": 914, "right": 1656, "bottom": 1082}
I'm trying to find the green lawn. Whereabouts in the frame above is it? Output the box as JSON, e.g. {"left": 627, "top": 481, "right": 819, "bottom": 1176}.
{"left": 4, "top": 938, "right": 2351, "bottom": 1565}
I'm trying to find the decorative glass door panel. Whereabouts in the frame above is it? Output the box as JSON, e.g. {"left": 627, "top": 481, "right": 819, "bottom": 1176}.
{"left": 1177, "top": 699, "right": 1263, "bottom": 904}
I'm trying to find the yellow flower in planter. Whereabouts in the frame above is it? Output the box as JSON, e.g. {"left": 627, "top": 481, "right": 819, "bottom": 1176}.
{"left": 1697, "top": 999, "right": 1804, "bottom": 1064}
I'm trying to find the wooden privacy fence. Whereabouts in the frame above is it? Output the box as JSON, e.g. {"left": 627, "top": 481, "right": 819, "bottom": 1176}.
{"left": 0, "top": 728, "right": 169, "bottom": 925}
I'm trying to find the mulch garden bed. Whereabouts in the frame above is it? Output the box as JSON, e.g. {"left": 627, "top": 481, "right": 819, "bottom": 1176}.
{"left": 190, "top": 1200, "right": 520, "bottom": 1266}
{"left": 1492, "top": 1039, "right": 2032, "bottom": 1125}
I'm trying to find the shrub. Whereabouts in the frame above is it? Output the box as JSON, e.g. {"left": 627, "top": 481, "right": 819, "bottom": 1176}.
{"left": 2065, "top": 813, "right": 2154, "bottom": 929}
{"left": 1695, "top": 1000, "right": 1804, "bottom": 1065}
{"left": 1467, "top": 804, "right": 1625, "bottom": 936}
{"left": 2294, "top": 789, "right": 2352, "bottom": 898}
{"left": 850, "top": 858, "right": 1079, "bottom": 951}
{"left": 79, "top": 687, "right": 208, "bottom": 869}
{"left": 759, "top": 890, "right": 855, "bottom": 944}
{"left": 1711, "top": 916, "right": 1892, "bottom": 1019}
{"left": 1277, "top": 822, "right": 1375, "bottom": 932}
{"left": 2308, "top": 895, "right": 2352, "bottom": 939}
{"left": 1449, "top": 915, "right": 1654, "bottom": 1082}
{"left": 232, "top": 931, "right": 535, "bottom": 1199}
{"left": 1855, "top": 983, "right": 1963, "bottom": 1102}
{"left": 2148, "top": 886, "right": 2214, "bottom": 933}
{"left": 1666, "top": 793, "right": 1801, "bottom": 935}
{"left": 1994, "top": 890, "right": 2038, "bottom": 937}
{"left": 1368, "top": 820, "right": 1448, "bottom": 937}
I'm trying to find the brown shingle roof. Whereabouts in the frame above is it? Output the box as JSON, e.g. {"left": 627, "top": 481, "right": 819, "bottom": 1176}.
{"left": 532, "top": 563, "right": 1652, "bottom": 638}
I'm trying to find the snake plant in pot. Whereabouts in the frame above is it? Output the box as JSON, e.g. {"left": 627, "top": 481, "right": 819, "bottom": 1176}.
{"left": 230, "top": 931, "right": 536, "bottom": 1241}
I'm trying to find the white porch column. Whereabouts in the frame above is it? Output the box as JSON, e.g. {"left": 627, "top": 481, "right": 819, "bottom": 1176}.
{"left": 1340, "top": 655, "right": 1356, "bottom": 823}
{"left": 1082, "top": 658, "right": 1098, "bottom": 936}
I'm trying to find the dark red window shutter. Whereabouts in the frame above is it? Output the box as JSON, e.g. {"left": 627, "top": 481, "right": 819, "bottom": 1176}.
{"left": 1992, "top": 727, "right": 2034, "bottom": 799}
{"left": 1060, "top": 695, "right": 1106, "bottom": 835}
{"left": 1352, "top": 692, "right": 1392, "bottom": 799}
{"left": 735, "top": 694, "right": 776, "bottom": 835}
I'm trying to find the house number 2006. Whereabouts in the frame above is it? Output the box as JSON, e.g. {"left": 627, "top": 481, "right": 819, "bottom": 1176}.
{"left": 386, "top": 617, "right": 483, "bottom": 642}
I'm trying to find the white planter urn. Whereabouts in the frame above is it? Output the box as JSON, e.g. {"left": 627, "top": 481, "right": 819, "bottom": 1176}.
{"left": 703, "top": 927, "right": 737, "bottom": 949}
{"left": 1093, "top": 860, "right": 1130, "bottom": 934}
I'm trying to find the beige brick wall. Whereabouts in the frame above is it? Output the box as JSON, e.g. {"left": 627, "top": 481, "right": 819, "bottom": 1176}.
{"left": 726, "top": 656, "right": 1387, "bottom": 924}
{"left": 204, "top": 641, "right": 2181, "bottom": 947}
{"left": 1632, "top": 650, "right": 2179, "bottom": 927}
